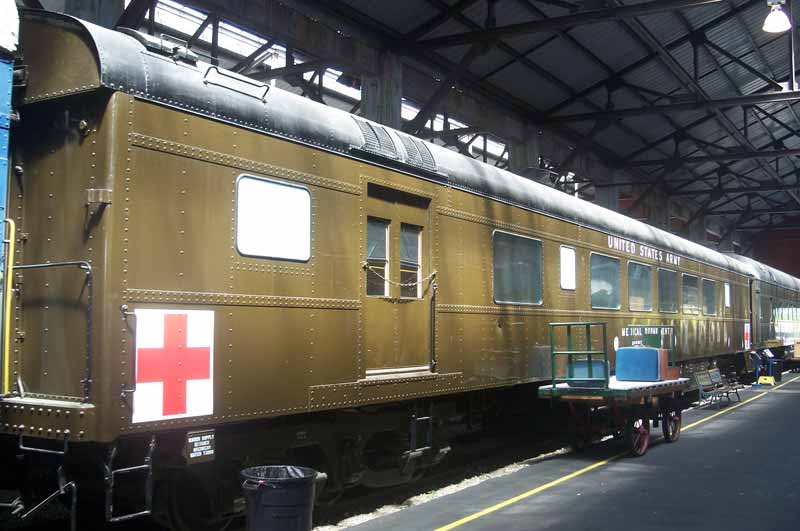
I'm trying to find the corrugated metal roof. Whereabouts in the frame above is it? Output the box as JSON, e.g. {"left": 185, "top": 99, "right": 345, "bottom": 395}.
{"left": 486, "top": 60, "right": 564, "bottom": 110}
{"left": 526, "top": 39, "right": 609, "bottom": 93}
{"left": 568, "top": 21, "right": 650, "bottom": 72}
{"left": 338, "top": 0, "right": 438, "bottom": 34}
{"left": 264, "top": 0, "right": 800, "bottom": 251}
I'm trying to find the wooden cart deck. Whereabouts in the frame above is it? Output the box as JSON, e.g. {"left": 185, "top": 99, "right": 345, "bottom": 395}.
{"left": 538, "top": 376, "right": 690, "bottom": 402}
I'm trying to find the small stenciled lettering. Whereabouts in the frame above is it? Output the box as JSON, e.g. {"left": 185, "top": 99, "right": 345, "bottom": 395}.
{"left": 607, "top": 235, "right": 681, "bottom": 266}
{"left": 185, "top": 429, "right": 215, "bottom": 463}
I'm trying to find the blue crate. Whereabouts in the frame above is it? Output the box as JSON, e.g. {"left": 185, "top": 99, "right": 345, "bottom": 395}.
{"left": 616, "top": 346, "right": 662, "bottom": 381}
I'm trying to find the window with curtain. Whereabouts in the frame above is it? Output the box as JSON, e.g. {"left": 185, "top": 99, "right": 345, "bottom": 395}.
{"left": 367, "top": 218, "right": 389, "bottom": 296}
{"left": 628, "top": 262, "right": 652, "bottom": 312}
{"left": 703, "top": 279, "right": 717, "bottom": 315}
{"left": 682, "top": 274, "right": 699, "bottom": 314}
{"left": 658, "top": 269, "right": 679, "bottom": 313}
{"left": 590, "top": 254, "right": 620, "bottom": 309}
{"left": 400, "top": 224, "right": 422, "bottom": 298}
{"left": 493, "top": 231, "right": 543, "bottom": 305}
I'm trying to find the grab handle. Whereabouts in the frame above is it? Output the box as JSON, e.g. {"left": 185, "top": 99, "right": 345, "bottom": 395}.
{"left": 2, "top": 219, "right": 16, "bottom": 396}
{"left": 203, "top": 66, "right": 269, "bottom": 102}
{"left": 120, "top": 305, "right": 137, "bottom": 399}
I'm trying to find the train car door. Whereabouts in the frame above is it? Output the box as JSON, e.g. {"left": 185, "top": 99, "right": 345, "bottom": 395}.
{"left": 363, "top": 183, "right": 434, "bottom": 376}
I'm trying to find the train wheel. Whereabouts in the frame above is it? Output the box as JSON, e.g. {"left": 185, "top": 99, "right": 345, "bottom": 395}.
{"left": 661, "top": 407, "right": 682, "bottom": 443}
{"left": 167, "top": 469, "right": 234, "bottom": 531}
{"left": 626, "top": 416, "right": 650, "bottom": 457}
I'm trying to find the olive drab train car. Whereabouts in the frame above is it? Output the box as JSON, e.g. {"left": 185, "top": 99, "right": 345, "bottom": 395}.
{"left": 1, "top": 9, "right": 799, "bottom": 530}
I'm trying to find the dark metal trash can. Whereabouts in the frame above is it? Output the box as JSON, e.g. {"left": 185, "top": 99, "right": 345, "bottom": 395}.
{"left": 241, "top": 465, "right": 317, "bottom": 531}
{"left": 772, "top": 359, "right": 783, "bottom": 382}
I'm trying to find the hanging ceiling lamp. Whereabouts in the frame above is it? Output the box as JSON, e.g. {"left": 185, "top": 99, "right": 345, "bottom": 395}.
{"left": 763, "top": 0, "right": 792, "bottom": 33}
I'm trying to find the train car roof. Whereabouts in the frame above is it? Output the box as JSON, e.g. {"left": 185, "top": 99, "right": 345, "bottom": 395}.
{"left": 724, "top": 254, "right": 800, "bottom": 292}
{"left": 19, "top": 10, "right": 800, "bottom": 291}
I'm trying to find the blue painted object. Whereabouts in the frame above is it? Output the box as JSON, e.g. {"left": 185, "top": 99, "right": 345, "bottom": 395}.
{"left": 0, "top": 56, "right": 11, "bottom": 276}
{"left": 0, "top": 56, "right": 11, "bottom": 339}
{"left": 0, "top": 56, "right": 10, "bottom": 226}
{"left": 616, "top": 346, "right": 661, "bottom": 381}
{"left": 566, "top": 359, "right": 608, "bottom": 388}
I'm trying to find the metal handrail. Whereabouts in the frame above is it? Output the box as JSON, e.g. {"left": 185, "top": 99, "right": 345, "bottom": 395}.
{"left": 1, "top": 219, "right": 15, "bottom": 396}
{"left": 12, "top": 261, "right": 93, "bottom": 402}
{"left": 120, "top": 305, "right": 137, "bottom": 399}
{"left": 549, "top": 322, "right": 609, "bottom": 389}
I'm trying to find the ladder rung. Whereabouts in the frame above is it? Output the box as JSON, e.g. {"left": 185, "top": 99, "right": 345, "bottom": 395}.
{"left": 108, "top": 509, "right": 151, "bottom": 523}
{"left": 112, "top": 464, "right": 149, "bottom": 475}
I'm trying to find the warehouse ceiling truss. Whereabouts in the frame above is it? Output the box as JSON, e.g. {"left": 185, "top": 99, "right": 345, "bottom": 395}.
{"left": 114, "top": 0, "right": 800, "bottom": 248}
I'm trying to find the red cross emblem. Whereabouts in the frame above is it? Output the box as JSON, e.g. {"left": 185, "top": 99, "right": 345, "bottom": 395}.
{"left": 136, "top": 313, "right": 211, "bottom": 417}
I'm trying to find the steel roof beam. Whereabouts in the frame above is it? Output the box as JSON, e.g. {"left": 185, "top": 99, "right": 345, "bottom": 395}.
{"left": 249, "top": 59, "right": 336, "bottom": 81}
{"left": 545, "top": 90, "right": 800, "bottom": 123}
{"left": 417, "top": 0, "right": 723, "bottom": 48}
{"left": 618, "top": 4, "right": 800, "bottom": 213}
{"left": 115, "top": 0, "right": 154, "bottom": 29}
{"left": 510, "top": 0, "right": 709, "bottom": 189}
{"left": 413, "top": 0, "right": 670, "bottom": 174}
{"left": 405, "top": 0, "right": 483, "bottom": 40}
{"left": 404, "top": 43, "right": 485, "bottom": 135}
{"left": 419, "top": 126, "right": 486, "bottom": 139}
{"left": 738, "top": 223, "right": 800, "bottom": 230}
{"left": 629, "top": 147, "right": 800, "bottom": 166}
{"left": 533, "top": 0, "right": 581, "bottom": 10}
{"left": 546, "top": 0, "right": 761, "bottom": 116}
{"left": 707, "top": 205, "right": 800, "bottom": 216}
{"left": 670, "top": 183, "right": 800, "bottom": 196}
{"left": 703, "top": 39, "right": 783, "bottom": 92}
{"left": 232, "top": 38, "right": 278, "bottom": 74}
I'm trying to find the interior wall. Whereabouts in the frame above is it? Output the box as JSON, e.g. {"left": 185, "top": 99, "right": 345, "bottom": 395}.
{"left": 751, "top": 229, "right": 800, "bottom": 277}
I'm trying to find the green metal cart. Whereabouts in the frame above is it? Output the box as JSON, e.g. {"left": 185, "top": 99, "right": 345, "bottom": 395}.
{"left": 539, "top": 322, "right": 690, "bottom": 457}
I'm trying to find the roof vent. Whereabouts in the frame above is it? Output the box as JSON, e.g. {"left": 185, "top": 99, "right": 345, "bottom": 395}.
{"left": 398, "top": 134, "right": 438, "bottom": 173}
{"left": 353, "top": 118, "right": 438, "bottom": 173}
{"left": 353, "top": 118, "right": 398, "bottom": 160}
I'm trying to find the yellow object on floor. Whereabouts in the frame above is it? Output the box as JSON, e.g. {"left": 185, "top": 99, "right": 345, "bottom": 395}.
{"left": 758, "top": 376, "right": 776, "bottom": 386}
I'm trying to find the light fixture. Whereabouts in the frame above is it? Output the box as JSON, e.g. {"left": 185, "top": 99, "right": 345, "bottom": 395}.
{"left": 763, "top": 0, "right": 792, "bottom": 33}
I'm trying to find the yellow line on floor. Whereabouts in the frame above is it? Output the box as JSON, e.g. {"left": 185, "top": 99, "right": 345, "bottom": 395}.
{"left": 432, "top": 373, "right": 800, "bottom": 531}
{"left": 433, "top": 450, "right": 628, "bottom": 531}
{"left": 682, "top": 374, "right": 800, "bottom": 432}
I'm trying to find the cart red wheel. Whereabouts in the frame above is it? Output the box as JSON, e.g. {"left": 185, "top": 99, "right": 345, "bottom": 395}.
{"left": 626, "top": 416, "right": 650, "bottom": 457}
{"left": 661, "top": 406, "right": 682, "bottom": 442}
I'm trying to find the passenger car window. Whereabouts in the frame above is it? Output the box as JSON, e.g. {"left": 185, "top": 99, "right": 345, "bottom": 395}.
{"left": 560, "top": 246, "right": 576, "bottom": 290}
{"left": 367, "top": 218, "right": 389, "bottom": 296}
{"left": 493, "top": 231, "right": 543, "bottom": 305}
{"left": 702, "top": 279, "right": 717, "bottom": 315}
{"left": 724, "top": 282, "right": 731, "bottom": 308}
{"left": 236, "top": 175, "right": 311, "bottom": 261}
{"left": 628, "top": 262, "right": 652, "bottom": 312}
{"left": 400, "top": 224, "right": 422, "bottom": 299}
{"left": 590, "top": 254, "right": 620, "bottom": 310}
{"left": 682, "top": 274, "right": 699, "bottom": 314}
{"left": 658, "top": 269, "right": 679, "bottom": 313}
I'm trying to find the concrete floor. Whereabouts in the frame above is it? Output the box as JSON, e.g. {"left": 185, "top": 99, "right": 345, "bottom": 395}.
{"left": 352, "top": 375, "right": 800, "bottom": 531}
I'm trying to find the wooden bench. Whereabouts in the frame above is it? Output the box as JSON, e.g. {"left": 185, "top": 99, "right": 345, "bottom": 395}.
{"left": 709, "top": 368, "right": 743, "bottom": 404}
{"left": 693, "top": 370, "right": 723, "bottom": 408}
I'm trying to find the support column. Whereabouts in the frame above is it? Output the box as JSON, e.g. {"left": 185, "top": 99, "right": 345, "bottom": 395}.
{"left": 648, "top": 197, "right": 671, "bottom": 230}
{"left": 689, "top": 216, "right": 708, "bottom": 244}
{"left": 508, "top": 129, "right": 543, "bottom": 182}
{"left": 43, "top": 0, "right": 125, "bottom": 29}
{"left": 361, "top": 52, "right": 402, "bottom": 129}
{"left": 719, "top": 229, "right": 736, "bottom": 252}
{"left": 595, "top": 185, "right": 619, "bottom": 212}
